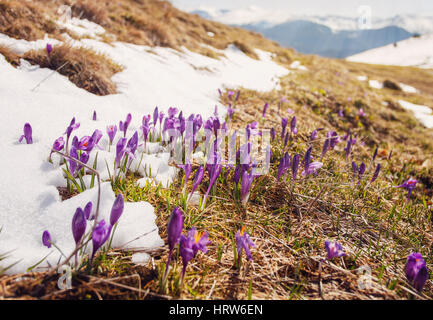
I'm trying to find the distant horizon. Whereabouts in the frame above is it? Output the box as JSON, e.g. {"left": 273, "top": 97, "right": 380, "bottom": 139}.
{"left": 170, "top": 1, "right": 433, "bottom": 18}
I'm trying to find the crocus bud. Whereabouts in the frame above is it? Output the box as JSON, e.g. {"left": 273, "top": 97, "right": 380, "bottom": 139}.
{"left": 46, "top": 43, "right": 53, "bottom": 55}
{"left": 290, "top": 116, "right": 297, "bottom": 135}
{"left": 53, "top": 137, "right": 65, "bottom": 152}
{"left": 370, "top": 164, "right": 381, "bottom": 184}
{"left": 72, "top": 208, "right": 87, "bottom": 246}
{"left": 270, "top": 128, "right": 276, "bottom": 141}
{"left": 19, "top": 123, "right": 33, "bottom": 144}
{"left": 84, "top": 201, "right": 93, "bottom": 220}
{"left": 91, "top": 220, "right": 111, "bottom": 263}
{"left": 92, "top": 111, "right": 97, "bottom": 121}
{"left": 405, "top": 252, "right": 429, "bottom": 292}
{"left": 281, "top": 118, "right": 288, "bottom": 139}
{"left": 110, "top": 194, "right": 124, "bottom": 226}
{"left": 107, "top": 125, "right": 117, "bottom": 144}
{"left": 325, "top": 240, "right": 346, "bottom": 260}
{"left": 235, "top": 226, "right": 255, "bottom": 264}
{"left": 191, "top": 166, "right": 204, "bottom": 196}
{"left": 262, "top": 103, "right": 269, "bottom": 118}
{"left": 167, "top": 207, "right": 183, "bottom": 251}
{"left": 42, "top": 230, "right": 52, "bottom": 248}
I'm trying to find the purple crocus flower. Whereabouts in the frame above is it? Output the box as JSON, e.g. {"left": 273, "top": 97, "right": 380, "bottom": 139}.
{"left": 180, "top": 163, "right": 193, "bottom": 193}
{"left": 77, "top": 151, "right": 89, "bottom": 172}
{"left": 281, "top": 117, "right": 288, "bottom": 139}
{"left": 352, "top": 161, "right": 358, "bottom": 182}
{"left": 227, "top": 105, "right": 235, "bottom": 121}
{"left": 303, "top": 146, "right": 312, "bottom": 170}
{"left": 284, "top": 132, "right": 289, "bottom": 148}
{"left": 115, "top": 137, "right": 127, "bottom": 165}
{"left": 270, "top": 127, "right": 276, "bottom": 141}
{"left": 241, "top": 170, "right": 254, "bottom": 205}
{"left": 396, "top": 179, "right": 418, "bottom": 201}
{"left": 235, "top": 226, "right": 255, "bottom": 266}
{"left": 227, "top": 90, "right": 234, "bottom": 101}
{"left": 277, "top": 152, "right": 290, "bottom": 182}
{"left": 328, "top": 131, "right": 340, "bottom": 149}
{"left": 359, "top": 108, "right": 366, "bottom": 117}
{"left": 344, "top": 136, "right": 352, "bottom": 161}
{"left": 189, "top": 166, "right": 204, "bottom": 200}
{"left": 234, "top": 165, "right": 241, "bottom": 185}
{"left": 370, "top": 164, "right": 381, "bottom": 183}
{"left": 163, "top": 207, "right": 184, "bottom": 279}
{"left": 338, "top": 109, "right": 344, "bottom": 117}
{"left": 19, "top": 123, "right": 33, "bottom": 144}
{"left": 167, "top": 207, "right": 183, "bottom": 253}
{"left": 311, "top": 129, "right": 319, "bottom": 141}
{"left": 290, "top": 116, "right": 297, "bottom": 135}
{"left": 168, "top": 107, "right": 178, "bottom": 118}
{"left": 405, "top": 252, "right": 429, "bottom": 292}
{"left": 90, "top": 219, "right": 111, "bottom": 264}
{"left": 46, "top": 43, "right": 53, "bottom": 55}
{"left": 42, "top": 230, "right": 52, "bottom": 248}
{"left": 92, "top": 111, "right": 97, "bottom": 121}
{"left": 153, "top": 107, "right": 159, "bottom": 126}
{"left": 325, "top": 240, "right": 346, "bottom": 260}
{"left": 159, "top": 112, "right": 165, "bottom": 126}
{"left": 84, "top": 201, "right": 93, "bottom": 220}
{"left": 203, "top": 162, "right": 222, "bottom": 208}
{"left": 358, "top": 162, "right": 366, "bottom": 183}
{"left": 262, "top": 103, "right": 269, "bottom": 118}
{"left": 107, "top": 125, "right": 117, "bottom": 145}
{"left": 179, "top": 228, "right": 211, "bottom": 281}
{"left": 119, "top": 113, "right": 132, "bottom": 137}
{"left": 372, "top": 147, "right": 378, "bottom": 162}
{"left": 72, "top": 207, "right": 87, "bottom": 246}
{"left": 110, "top": 194, "right": 124, "bottom": 226}
{"left": 50, "top": 137, "right": 65, "bottom": 159}
{"left": 69, "top": 147, "right": 78, "bottom": 175}
{"left": 125, "top": 131, "right": 138, "bottom": 159}
{"left": 302, "top": 161, "right": 323, "bottom": 176}
{"left": 235, "top": 90, "right": 240, "bottom": 102}
{"left": 321, "top": 138, "right": 330, "bottom": 159}
{"left": 65, "top": 118, "right": 80, "bottom": 140}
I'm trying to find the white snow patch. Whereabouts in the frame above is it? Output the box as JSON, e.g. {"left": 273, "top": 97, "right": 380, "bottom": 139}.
{"left": 369, "top": 80, "right": 383, "bottom": 89}
{"left": 356, "top": 75, "right": 368, "bottom": 81}
{"left": 57, "top": 18, "right": 106, "bottom": 38}
{"left": 347, "top": 34, "right": 433, "bottom": 69}
{"left": 398, "top": 100, "right": 433, "bottom": 128}
{"left": 399, "top": 83, "right": 419, "bottom": 94}
{"left": 289, "top": 60, "right": 308, "bottom": 71}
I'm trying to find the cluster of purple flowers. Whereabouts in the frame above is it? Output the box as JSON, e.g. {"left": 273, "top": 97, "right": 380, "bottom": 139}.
{"left": 163, "top": 207, "right": 211, "bottom": 284}
{"left": 42, "top": 194, "right": 124, "bottom": 266}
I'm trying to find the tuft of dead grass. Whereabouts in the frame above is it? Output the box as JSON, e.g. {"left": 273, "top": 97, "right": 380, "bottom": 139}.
{"left": 0, "top": 44, "right": 20, "bottom": 66}
{"left": 22, "top": 43, "right": 123, "bottom": 96}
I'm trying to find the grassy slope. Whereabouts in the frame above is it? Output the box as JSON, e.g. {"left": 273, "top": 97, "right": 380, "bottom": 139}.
{"left": 1, "top": 0, "right": 433, "bottom": 300}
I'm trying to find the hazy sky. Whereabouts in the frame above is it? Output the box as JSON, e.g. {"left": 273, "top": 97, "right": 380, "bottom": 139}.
{"left": 171, "top": 0, "right": 433, "bottom": 17}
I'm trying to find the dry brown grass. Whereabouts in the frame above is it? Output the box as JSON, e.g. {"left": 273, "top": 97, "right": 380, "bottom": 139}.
{"left": 22, "top": 43, "right": 123, "bottom": 96}
{"left": 0, "top": 0, "right": 60, "bottom": 41}
{"left": 0, "top": 44, "right": 20, "bottom": 66}
{"left": 0, "top": 0, "right": 294, "bottom": 61}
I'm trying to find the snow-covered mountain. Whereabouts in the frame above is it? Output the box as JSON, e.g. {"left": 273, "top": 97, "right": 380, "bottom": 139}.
{"left": 347, "top": 34, "right": 433, "bottom": 69}
{"left": 190, "top": 6, "right": 432, "bottom": 59}
{"left": 191, "top": 6, "right": 433, "bottom": 35}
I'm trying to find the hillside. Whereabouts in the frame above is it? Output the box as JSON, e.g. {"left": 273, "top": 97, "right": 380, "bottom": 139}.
{"left": 1, "top": 0, "right": 433, "bottom": 301}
